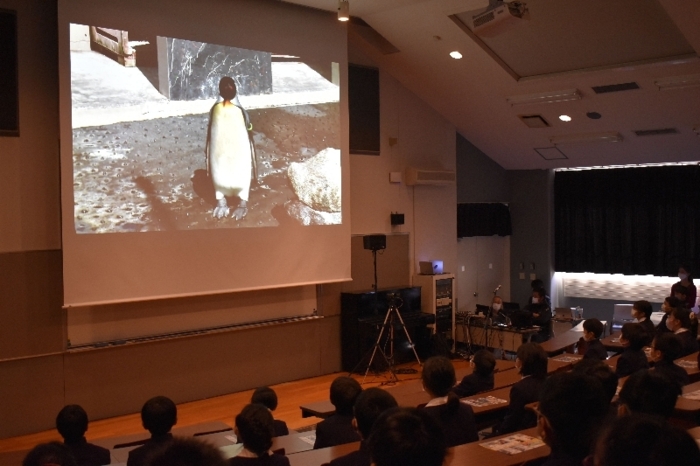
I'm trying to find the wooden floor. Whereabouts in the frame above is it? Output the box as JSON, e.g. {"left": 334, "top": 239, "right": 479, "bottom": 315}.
{"left": 0, "top": 359, "right": 469, "bottom": 454}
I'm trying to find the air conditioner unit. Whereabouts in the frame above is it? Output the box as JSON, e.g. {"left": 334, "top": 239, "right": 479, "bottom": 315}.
{"left": 405, "top": 167, "right": 456, "bottom": 186}
{"left": 470, "top": 1, "right": 529, "bottom": 37}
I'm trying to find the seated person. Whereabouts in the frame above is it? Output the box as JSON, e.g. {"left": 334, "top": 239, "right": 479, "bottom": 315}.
{"left": 650, "top": 333, "right": 689, "bottom": 388}
{"left": 528, "top": 279, "right": 552, "bottom": 310}
{"left": 229, "top": 404, "right": 290, "bottom": 466}
{"left": 572, "top": 359, "right": 619, "bottom": 408}
{"left": 665, "top": 307, "right": 699, "bottom": 357}
{"left": 673, "top": 284, "right": 690, "bottom": 308}
{"left": 127, "top": 396, "right": 177, "bottom": 466}
{"left": 368, "top": 407, "right": 447, "bottom": 466}
{"left": 55, "top": 405, "right": 111, "bottom": 466}
{"left": 148, "top": 437, "right": 228, "bottom": 466}
{"left": 490, "top": 295, "right": 508, "bottom": 325}
{"left": 580, "top": 318, "right": 607, "bottom": 361}
{"left": 631, "top": 300, "right": 655, "bottom": 345}
{"left": 329, "top": 388, "right": 397, "bottom": 466}
{"left": 420, "top": 356, "right": 478, "bottom": 447}
{"left": 313, "top": 376, "right": 362, "bottom": 449}
{"left": 656, "top": 296, "right": 682, "bottom": 336}
{"left": 452, "top": 349, "right": 496, "bottom": 398}
{"left": 617, "top": 370, "right": 681, "bottom": 420}
{"left": 23, "top": 442, "right": 76, "bottom": 466}
{"left": 537, "top": 372, "right": 609, "bottom": 466}
{"left": 522, "top": 288, "right": 552, "bottom": 342}
{"left": 616, "top": 323, "right": 650, "bottom": 378}
{"left": 594, "top": 415, "right": 700, "bottom": 466}
{"left": 495, "top": 342, "right": 548, "bottom": 435}
{"left": 251, "top": 387, "right": 288, "bottom": 437}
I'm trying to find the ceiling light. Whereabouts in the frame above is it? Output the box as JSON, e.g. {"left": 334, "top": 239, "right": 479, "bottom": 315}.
{"left": 338, "top": 0, "right": 349, "bottom": 21}
{"left": 449, "top": 51, "right": 462, "bottom": 59}
{"left": 550, "top": 131, "right": 623, "bottom": 145}
{"left": 654, "top": 74, "right": 700, "bottom": 91}
{"left": 559, "top": 115, "right": 572, "bottom": 122}
{"left": 506, "top": 89, "right": 582, "bottom": 106}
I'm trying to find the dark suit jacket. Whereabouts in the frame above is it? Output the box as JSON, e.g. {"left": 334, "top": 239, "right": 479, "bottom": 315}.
{"left": 497, "top": 376, "right": 545, "bottom": 435}
{"left": 229, "top": 454, "right": 290, "bottom": 466}
{"left": 654, "top": 360, "right": 689, "bottom": 388}
{"left": 423, "top": 402, "right": 479, "bottom": 447}
{"left": 273, "top": 419, "right": 289, "bottom": 438}
{"left": 638, "top": 319, "right": 656, "bottom": 345}
{"left": 615, "top": 347, "right": 649, "bottom": 378}
{"left": 525, "top": 304, "right": 552, "bottom": 342}
{"left": 313, "top": 414, "right": 360, "bottom": 449}
{"left": 328, "top": 440, "right": 369, "bottom": 466}
{"left": 64, "top": 438, "right": 111, "bottom": 466}
{"left": 676, "top": 330, "right": 699, "bottom": 358}
{"left": 127, "top": 433, "right": 173, "bottom": 466}
{"left": 583, "top": 339, "right": 608, "bottom": 361}
{"left": 656, "top": 314, "right": 672, "bottom": 336}
{"left": 452, "top": 372, "right": 494, "bottom": 398}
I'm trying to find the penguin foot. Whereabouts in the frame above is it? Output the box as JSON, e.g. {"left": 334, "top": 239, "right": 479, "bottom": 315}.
{"left": 213, "top": 198, "right": 229, "bottom": 219}
{"left": 231, "top": 206, "right": 248, "bottom": 221}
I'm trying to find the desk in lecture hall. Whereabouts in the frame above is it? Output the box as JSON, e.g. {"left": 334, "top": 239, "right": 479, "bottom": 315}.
{"left": 676, "top": 351, "right": 700, "bottom": 383}
{"left": 468, "top": 323, "right": 540, "bottom": 353}
{"left": 539, "top": 328, "right": 584, "bottom": 356}
{"left": 600, "top": 332, "right": 626, "bottom": 353}
{"left": 288, "top": 441, "right": 359, "bottom": 466}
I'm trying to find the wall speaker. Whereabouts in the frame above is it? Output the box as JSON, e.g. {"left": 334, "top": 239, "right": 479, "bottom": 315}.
{"left": 363, "top": 234, "right": 386, "bottom": 251}
{"left": 390, "top": 213, "right": 404, "bottom": 225}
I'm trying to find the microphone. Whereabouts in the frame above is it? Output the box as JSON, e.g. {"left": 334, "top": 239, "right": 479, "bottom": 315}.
{"left": 493, "top": 284, "right": 502, "bottom": 294}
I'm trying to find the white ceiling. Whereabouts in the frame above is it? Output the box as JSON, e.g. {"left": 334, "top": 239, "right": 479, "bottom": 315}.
{"left": 283, "top": 0, "right": 700, "bottom": 169}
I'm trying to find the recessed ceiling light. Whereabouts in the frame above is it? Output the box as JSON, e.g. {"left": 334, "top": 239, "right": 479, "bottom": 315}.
{"left": 559, "top": 115, "right": 572, "bottom": 122}
{"left": 449, "top": 51, "right": 462, "bottom": 59}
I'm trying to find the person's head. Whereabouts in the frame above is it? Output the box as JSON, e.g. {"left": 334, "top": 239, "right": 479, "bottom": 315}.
{"left": 650, "top": 333, "right": 683, "bottom": 363}
{"left": 353, "top": 388, "right": 398, "bottom": 439}
{"left": 145, "top": 437, "right": 228, "bottom": 466}
{"left": 141, "top": 396, "right": 177, "bottom": 436}
{"left": 55, "top": 405, "right": 89, "bottom": 443}
{"left": 678, "top": 264, "right": 693, "bottom": 283}
{"left": 251, "top": 387, "right": 278, "bottom": 411}
{"left": 582, "top": 318, "right": 604, "bottom": 341}
{"left": 218, "top": 76, "right": 237, "bottom": 101}
{"left": 516, "top": 342, "right": 548, "bottom": 378}
{"left": 471, "top": 349, "right": 497, "bottom": 377}
{"left": 491, "top": 296, "right": 503, "bottom": 311}
{"left": 329, "top": 376, "right": 363, "bottom": 416}
{"left": 572, "top": 359, "right": 619, "bottom": 405}
{"left": 662, "top": 296, "right": 681, "bottom": 313}
{"left": 421, "top": 356, "right": 456, "bottom": 398}
{"left": 235, "top": 403, "right": 274, "bottom": 456}
{"left": 674, "top": 285, "right": 688, "bottom": 303}
{"left": 594, "top": 415, "right": 700, "bottom": 466}
{"left": 620, "top": 323, "right": 648, "bottom": 351}
{"left": 538, "top": 372, "right": 608, "bottom": 460}
{"left": 531, "top": 279, "right": 545, "bottom": 291}
{"left": 631, "top": 300, "right": 652, "bottom": 320}
{"left": 618, "top": 370, "right": 681, "bottom": 419}
{"left": 22, "top": 442, "right": 76, "bottom": 466}
{"left": 531, "top": 288, "right": 546, "bottom": 304}
{"left": 666, "top": 307, "right": 691, "bottom": 331}
{"left": 368, "top": 407, "right": 447, "bottom": 466}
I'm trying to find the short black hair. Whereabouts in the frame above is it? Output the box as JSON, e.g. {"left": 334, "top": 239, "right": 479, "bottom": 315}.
{"left": 421, "top": 356, "right": 456, "bottom": 397}
{"left": 329, "top": 376, "right": 363, "bottom": 416}
{"left": 235, "top": 404, "right": 274, "bottom": 456}
{"left": 516, "top": 342, "right": 548, "bottom": 378}
{"left": 539, "top": 372, "right": 608, "bottom": 460}
{"left": 353, "top": 388, "right": 398, "bottom": 439}
{"left": 531, "top": 279, "right": 544, "bottom": 290}
{"left": 583, "top": 318, "right": 604, "bottom": 339}
{"left": 251, "top": 387, "right": 278, "bottom": 411}
{"left": 674, "top": 285, "right": 688, "bottom": 296}
{"left": 472, "top": 350, "right": 496, "bottom": 376}
{"left": 664, "top": 296, "right": 682, "bottom": 308}
{"left": 368, "top": 407, "right": 447, "bottom": 466}
{"left": 141, "top": 396, "right": 177, "bottom": 436}
{"left": 618, "top": 370, "right": 681, "bottom": 419}
{"left": 596, "top": 415, "right": 700, "bottom": 466}
{"left": 670, "top": 307, "right": 692, "bottom": 329}
{"left": 145, "top": 437, "right": 228, "bottom": 466}
{"left": 22, "top": 442, "right": 76, "bottom": 466}
{"left": 56, "top": 405, "right": 88, "bottom": 443}
{"left": 572, "top": 359, "right": 619, "bottom": 404}
{"left": 632, "top": 300, "right": 652, "bottom": 319}
{"left": 621, "top": 323, "right": 648, "bottom": 351}
{"left": 653, "top": 333, "right": 683, "bottom": 362}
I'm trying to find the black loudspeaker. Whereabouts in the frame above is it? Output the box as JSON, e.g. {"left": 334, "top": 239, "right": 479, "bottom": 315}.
{"left": 363, "top": 234, "right": 386, "bottom": 251}
{"left": 390, "top": 213, "right": 404, "bottom": 225}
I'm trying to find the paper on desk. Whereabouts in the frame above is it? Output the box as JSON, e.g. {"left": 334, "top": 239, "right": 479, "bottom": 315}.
{"left": 299, "top": 434, "right": 316, "bottom": 446}
{"left": 219, "top": 443, "right": 244, "bottom": 459}
{"left": 462, "top": 396, "right": 507, "bottom": 407}
{"left": 683, "top": 389, "right": 700, "bottom": 401}
{"left": 553, "top": 355, "right": 580, "bottom": 363}
{"left": 480, "top": 434, "right": 545, "bottom": 455}
{"left": 677, "top": 360, "right": 698, "bottom": 369}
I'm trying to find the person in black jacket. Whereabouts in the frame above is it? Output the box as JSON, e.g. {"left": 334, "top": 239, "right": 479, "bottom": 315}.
{"left": 452, "top": 349, "right": 496, "bottom": 398}
{"left": 523, "top": 288, "right": 552, "bottom": 343}
{"left": 581, "top": 318, "right": 608, "bottom": 361}
{"left": 127, "top": 396, "right": 177, "bottom": 466}
{"left": 617, "top": 370, "right": 681, "bottom": 420}
{"left": 313, "top": 376, "right": 362, "bottom": 449}
{"left": 650, "top": 333, "right": 689, "bottom": 388}
{"left": 665, "top": 307, "right": 699, "bottom": 357}
{"left": 656, "top": 296, "right": 682, "bottom": 336}
{"left": 56, "top": 405, "right": 111, "bottom": 466}
{"left": 229, "top": 404, "right": 290, "bottom": 466}
{"left": 251, "top": 387, "right": 289, "bottom": 438}
{"left": 420, "top": 356, "right": 479, "bottom": 447}
{"left": 147, "top": 437, "right": 228, "bottom": 466}
{"left": 23, "top": 442, "right": 76, "bottom": 466}
{"left": 632, "top": 300, "right": 656, "bottom": 346}
{"left": 616, "top": 323, "right": 650, "bottom": 378}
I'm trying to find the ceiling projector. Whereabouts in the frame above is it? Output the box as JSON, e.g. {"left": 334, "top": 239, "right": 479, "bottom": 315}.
{"left": 470, "top": 0, "right": 529, "bottom": 37}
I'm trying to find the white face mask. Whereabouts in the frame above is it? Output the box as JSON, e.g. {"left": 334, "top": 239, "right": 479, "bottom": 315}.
{"left": 532, "top": 297, "right": 539, "bottom": 304}
{"left": 679, "top": 273, "right": 689, "bottom": 280}
{"left": 493, "top": 303, "right": 502, "bottom": 311}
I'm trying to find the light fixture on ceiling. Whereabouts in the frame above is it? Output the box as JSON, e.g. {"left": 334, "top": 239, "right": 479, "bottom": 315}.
{"left": 338, "top": 0, "right": 349, "bottom": 21}
{"left": 654, "top": 74, "right": 700, "bottom": 91}
{"left": 550, "top": 131, "right": 623, "bottom": 145}
{"left": 449, "top": 51, "right": 462, "bottom": 59}
{"left": 506, "top": 89, "right": 582, "bottom": 106}
{"left": 559, "top": 115, "right": 572, "bottom": 122}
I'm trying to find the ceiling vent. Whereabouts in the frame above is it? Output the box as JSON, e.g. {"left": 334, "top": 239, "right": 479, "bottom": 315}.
{"left": 519, "top": 115, "right": 550, "bottom": 128}
{"left": 633, "top": 128, "right": 679, "bottom": 137}
{"left": 405, "top": 167, "right": 456, "bottom": 186}
{"left": 591, "top": 82, "right": 640, "bottom": 94}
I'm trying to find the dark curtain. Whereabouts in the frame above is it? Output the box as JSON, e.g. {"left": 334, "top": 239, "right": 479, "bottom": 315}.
{"left": 554, "top": 165, "right": 700, "bottom": 276}
{"left": 457, "top": 203, "right": 511, "bottom": 237}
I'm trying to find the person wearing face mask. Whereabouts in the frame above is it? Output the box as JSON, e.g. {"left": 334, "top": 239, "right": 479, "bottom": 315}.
{"left": 490, "top": 296, "right": 508, "bottom": 325}
{"left": 631, "top": 300, "right": 655, "bottom": 346}
{"left": 522, "top": 288, "right": 552, "bottom": 343}
{"left": 527, "top": 279, "right": 552, "bottom": 310}
{"left": 665, "top": 307, "right": 699, "bottom": 357}
{"left": 655, "top": 296, "right": 682, "bottom": 336}
{"left": 671, "top": 265, "right": 696, "bottom": 310}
